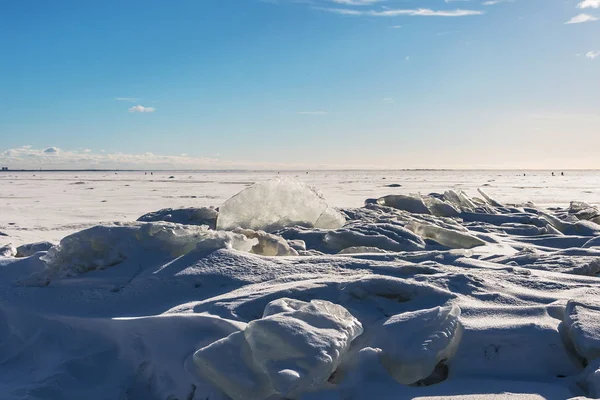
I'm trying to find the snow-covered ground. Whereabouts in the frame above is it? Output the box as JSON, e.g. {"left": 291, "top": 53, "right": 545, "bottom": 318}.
{"left": 1, "top": 171, "right": 600, "bottom": 400}
{"left": 2, "top": 170, "right": 599, "bottom": 246}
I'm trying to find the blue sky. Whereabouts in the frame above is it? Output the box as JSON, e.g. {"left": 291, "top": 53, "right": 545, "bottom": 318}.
{"left": 1, "top": 0, "right": 599, "bottom": 169}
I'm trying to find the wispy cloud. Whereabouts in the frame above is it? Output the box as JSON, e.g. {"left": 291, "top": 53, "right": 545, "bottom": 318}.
{"left": 115, "top": 97, "right": 139, "bottom": 102}
{"left": 586, "top": 50, "right": 600, "bottom": 59}
{"left": 318, "top": 8, "right": 484, "bottom": 17}
{"left": 482, "top": 0, "right": 514, "bottom": 5}
{"left": 578, "top": 0, "right": 600, "bottom": 9}
{"left": 297, "top": 111, "right": 328, "bottom": 115}
{"left": 331, "top": 0, "right": 385, "bottom": 5}
{"left": 565, "top": 13, "right": 598, "bottom": 23}
{"left": 128, "top": 105, "right": 156, "bottom": 113}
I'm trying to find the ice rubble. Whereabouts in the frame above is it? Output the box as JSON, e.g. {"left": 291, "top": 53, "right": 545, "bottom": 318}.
{"left": 3, "top": 183, "right": 600, "bottom": 399}
{"left": 193, "top": 299, "right": 363, "bottom": 400}
{"left": 216, "top": 178, "right": 345, "bottom": 232}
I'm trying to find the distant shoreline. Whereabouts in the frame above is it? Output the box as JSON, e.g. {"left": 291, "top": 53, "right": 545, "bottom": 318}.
{"left": 0, "top": 168, "right": 599, "bottom": 173}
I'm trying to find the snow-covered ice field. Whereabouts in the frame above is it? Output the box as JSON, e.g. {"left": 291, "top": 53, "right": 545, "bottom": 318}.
{"left": 2, "top": 170, "right": 600, "bottom": 246}
{"left": 2, "top": 170, "right": 600, "bottom": 400}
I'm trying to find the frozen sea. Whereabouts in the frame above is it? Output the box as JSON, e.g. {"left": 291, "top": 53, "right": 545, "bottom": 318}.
{"left": 2, "top": 169, "right": 599, "bottom": 246}
{"left": 2, "top": 170, "right": 600, "bottom": 400}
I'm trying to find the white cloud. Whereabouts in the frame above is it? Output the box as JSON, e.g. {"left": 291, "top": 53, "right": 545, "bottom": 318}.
{"left": 0, "top": 146, "right": 357, "bottom": 170}
{"left": 578, "top": 0, "right": 600, "bottom": 9}
{"left": 389, "top": 25, "right": 403, "bottom": 29}
{"left": 586, "top": 50, "right": 600, "bottom": 59}
{"left": 565, "top": 13, "right": 598, "bottom": 24}
{"left": 382, "top": 97, "right": 394, "bottom": 103}
{"left": 128, "top": 105, "right": 156, "bottom": 113}
{"left": 319, "top": 8, "right": 484, "bottom": 17}
{"left": 44, "top": 147, "right": 60, "bottom": 154}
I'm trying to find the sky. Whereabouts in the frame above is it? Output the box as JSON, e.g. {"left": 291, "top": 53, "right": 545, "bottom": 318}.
{"left": 1, "top": 0, "right": 599, "bottom": 170}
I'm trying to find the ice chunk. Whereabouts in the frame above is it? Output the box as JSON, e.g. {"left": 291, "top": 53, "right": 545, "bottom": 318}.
{"left": 16, "top": 241, "right": 54, "bottom": 257}
{"left": 40, "top": 222, "right": 255, "bottom": 279}
{"left": 0, "top": 244, "right": 16, "bottom": 257}
{"left": 287, "top": 239, "right": 306, "bottom": 251}
{"left": 563, "top": 300, "right": 600, "bottom": 361}
{"left": 371, "top": 305, "right": 463, "bottom": 385}
{"left": 539, "top": 211, "right": 600, "bottom": 236}
{"left": 338, "top": 246, "right": 389, "bottom": 254}
{"left": 423, "top": 197, "right": 460, "bottom": 218}
{"left": 234, "top": 228, "right": 299, "bottom": 256}
{"left": 194, "top": 299, "right": 362, "bottom": 400}
{"left": 477, "top": 188, "right": 503, "bottom": 207}
{"left": 217, "top": 178, "right": 345, "bottom": 232}
{"left": 244, "top": 299, "right": 363, "bottom": 397}
{"left": 323, "top": 223, "right": 426, "bottom": 253}
{"left": 444, "top": 190, "right": 478, "bottom": 211}
{"left": 406, "top": 222, "right": 486, "bottom": 249}
{"left": 377, "top": 194, "right": 430, "bottom": 215}
{"left": 137, "top": 207, "right": 218, "bottom": 229}
{"left": 315, "top": 206, "right": 347, "bottom": 229}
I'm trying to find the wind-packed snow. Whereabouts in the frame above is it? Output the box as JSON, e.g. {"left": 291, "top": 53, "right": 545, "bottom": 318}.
{"left": 1, "top": 171, "right": 600, "bottom": 399}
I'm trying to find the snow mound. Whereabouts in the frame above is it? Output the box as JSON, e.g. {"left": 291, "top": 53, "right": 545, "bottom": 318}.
{"left": 39, "top": 222, "right": 255, "bottom": 281}
{"left": 137, "top": 207, "right": 218, "bottom": 229}
{"left": 216, "top": 178, "right": 345, "bottom": 232}
{"left": 193, "top": 298, "right": 363, "bottom": 399}
{"left": 563, "top": 300, "right": 600, "bottom": 361}
{"left": 371, "top": 305, "right": 463, "bottom": 385}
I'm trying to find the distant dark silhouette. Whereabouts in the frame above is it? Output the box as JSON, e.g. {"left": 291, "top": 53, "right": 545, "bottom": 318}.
{"left": 561, "top": 172, "right": 564, "bottom": 176}
{"left": 552, "top": 172, "right": 555, "bottom": 176}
